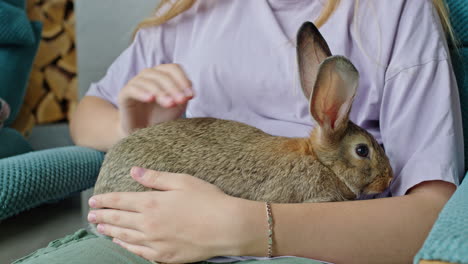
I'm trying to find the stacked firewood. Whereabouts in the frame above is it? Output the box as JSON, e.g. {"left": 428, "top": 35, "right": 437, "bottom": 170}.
{"left": 12, "top": 0, "right": 77, "bottom": 136}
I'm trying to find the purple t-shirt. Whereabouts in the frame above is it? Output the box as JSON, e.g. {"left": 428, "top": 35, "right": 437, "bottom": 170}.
{"left": 87, "top": 0, "right": 464, "bottom": 199}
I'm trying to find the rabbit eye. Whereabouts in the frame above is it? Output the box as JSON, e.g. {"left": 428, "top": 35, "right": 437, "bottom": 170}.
{"left": 355, "top": 144, "right": 369, "bottom": 158}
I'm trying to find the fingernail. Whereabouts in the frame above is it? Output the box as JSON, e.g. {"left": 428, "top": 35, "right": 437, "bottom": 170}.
{"left": 183, "top": 88, "right": 193, "bottom": 97}
{"left": 89, "top": 198, "right": 97, "bottom": 208}
{"left": 113, "top": 238, "right": 121, "bottom": 245}
{"left": 131, "top": 167, "right": 146, "bottom": 178}
{"left": 97, "top": 224, "right": 105, "bottom": 233}
{"left": 88, "top": 213, "right": 96, "bottom": 223}
{"left": 175, "top": 92, "right": 185, "bottom": 102}
{"left": 145, "top": 93, "right": 155, "bottom": 102}
{"left": 158, "top": 96, "right": 173, "bottom": 106}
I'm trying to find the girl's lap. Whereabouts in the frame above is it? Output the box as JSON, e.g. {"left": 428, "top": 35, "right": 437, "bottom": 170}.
{"left": 13, "top": 229, "right": 150, "bottom": 264}
{"left": 13, "top": 229, "right": 325, "bottom": 264}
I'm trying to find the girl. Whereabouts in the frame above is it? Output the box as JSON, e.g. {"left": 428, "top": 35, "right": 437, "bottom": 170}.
{"left": 16, "top": 1, "right": 463, "bottom": 264}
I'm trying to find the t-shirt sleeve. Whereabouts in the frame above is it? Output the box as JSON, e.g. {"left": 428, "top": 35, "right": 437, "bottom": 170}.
{"left": 85, "top": 26, "right": 166, "bottom": 107}
{"left": 380, "top": 59, "right": 464, "bottom": 196}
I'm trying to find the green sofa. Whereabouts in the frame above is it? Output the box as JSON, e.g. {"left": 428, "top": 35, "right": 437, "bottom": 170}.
{"left": 0, "top": 0, "right": 466, "bottom": 263}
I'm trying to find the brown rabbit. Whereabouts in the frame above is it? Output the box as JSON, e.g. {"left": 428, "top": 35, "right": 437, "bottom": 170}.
{"left": 93, "top": 22, "right": 393, "bottom": 204}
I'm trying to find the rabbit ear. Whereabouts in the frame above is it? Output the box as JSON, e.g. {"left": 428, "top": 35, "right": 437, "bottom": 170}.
{"left": 310, "top": 56, "right": 359, "bottom": 133}
{"left": 297, "top": 21, "right": 332, "bottom": 100}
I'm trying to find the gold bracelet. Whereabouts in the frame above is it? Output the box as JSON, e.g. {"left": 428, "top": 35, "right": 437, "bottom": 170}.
{"left": 265, "top": 202, "right": 274, "bottom": 258}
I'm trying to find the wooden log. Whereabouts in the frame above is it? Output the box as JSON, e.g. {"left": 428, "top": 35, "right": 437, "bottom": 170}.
{"left": 67, "top": 101, "right": 77, "bottom": 122}
{"left": 43, "top": 0, "right": 67, "bottom": 23}
{"left": 36, "top": 93, "right": 65, "bottom": 124}
{"left": 35, "top": 32, "right": 72, "bottom": 68}
{"left": 27, "top": 0, "right": 41, "bottom": 6}
{"left": 26, "top": 0, "right": 35, "bottom": 11}
{"left": 24, "top": 69, "right": 47, "bottom": 109}
{"left": 27, "top": 4, "right": 43, "bottom": 22}
{"left": 64, "top": 12, "right": 76, "bottom": 42}
{"left": 26, "top": 0, "right": 41, "bottom": 14}
{"left": 58, "top": 33, "right": 72, "bottom": 56}
{"left": 65, "top": 76, "right": 78, "bottom": 102}
{"left": 42, "top": 16, "right": 63, "bottom": 39}
{"left": 23, "top": 0, "right": 77, "bottom": 125}
{"left": 11, "top": 104, "right": 36, "bottom": 137}
{"left": 57, "top": 48, "right": 77, "bottom": 74}
{"left": 44, "top": 65, "right": 70, "bottom": 100}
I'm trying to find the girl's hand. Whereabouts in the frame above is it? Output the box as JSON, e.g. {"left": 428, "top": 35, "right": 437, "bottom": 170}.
{"left": 117, "top": 64, "right": 194, "bottom": 138}
{"left": 87, "top": 168, "right": 266, "bottom": 263}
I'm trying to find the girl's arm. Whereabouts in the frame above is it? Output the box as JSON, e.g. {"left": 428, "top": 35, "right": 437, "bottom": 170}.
{"left": 70, "top": 25, "right": 191, "bottom": 152}
{"left": 266, "top": 181, "right": 455, "bottom": 264}
{"left": 70, "top": 96, "right": 122, "bottom": 151}
{"left": 70, "top": 64, "right": 193, "bottom": 152}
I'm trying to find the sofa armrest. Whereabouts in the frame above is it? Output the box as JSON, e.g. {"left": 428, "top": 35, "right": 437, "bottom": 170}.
{"left": 414, "top": 173, "right": 468, "bottom": 264}
{"left": 0, "top": 146, "right": 104, "bottom": 220}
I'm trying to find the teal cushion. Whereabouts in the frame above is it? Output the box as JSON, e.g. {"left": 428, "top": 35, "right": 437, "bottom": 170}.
{"left": 446, "top": 0, "right": 468, "bottom": 45}
{"left": 452, "top": 48, "right": 467, "bottom": 170}
{"left": 0, "top": 1, "right": 42, "bottom": 127}
{"left": 2, "top": 0, "right": 26, "bottom": 9}
{"left": 413, "top": 172, "right": 468, "bottom": 264}
{"left": 446, "top": 0, "right": 468, "bottom": 170}
{"left": 0, "top": 128, "right": 32, "bottom": 159}
{"left": 0, "top": 1, "right": 36, "bottom": 45}
{"left": 0, "top": 146, "right": 105, "bottom": 220}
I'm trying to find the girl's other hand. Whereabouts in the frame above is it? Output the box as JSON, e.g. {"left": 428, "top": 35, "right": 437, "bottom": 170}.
{"left": 117, "top": 64, "right": 194, "bottom": 138}
{"left": 88, "top": 168, "right": 266, "bottom": 263}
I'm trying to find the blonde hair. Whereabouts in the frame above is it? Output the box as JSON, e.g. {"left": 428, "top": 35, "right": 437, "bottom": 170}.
{"left": 136, "top": 0, "right": 458, "bottom": 46}
{"left": 432, "top": 0, "right": 459, "bottom": 47}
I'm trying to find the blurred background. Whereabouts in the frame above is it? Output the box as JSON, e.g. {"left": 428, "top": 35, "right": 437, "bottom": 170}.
{"left": 13, "top": 0, "right": 156, "bottom": 147}
{"left": 0, "top": 0, "right": 155, "bottom": 262}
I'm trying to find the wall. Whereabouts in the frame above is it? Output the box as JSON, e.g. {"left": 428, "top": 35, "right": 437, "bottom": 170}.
{"left": 76, "top": 0, "right": 157, "bottom": 98}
